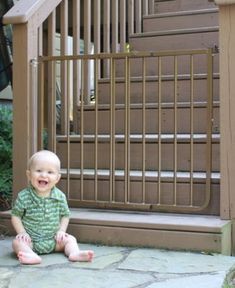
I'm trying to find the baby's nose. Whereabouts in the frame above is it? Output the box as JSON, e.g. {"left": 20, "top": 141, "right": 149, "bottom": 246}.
{"left": 41, "top": 171, "right": 47, "bottom": 177}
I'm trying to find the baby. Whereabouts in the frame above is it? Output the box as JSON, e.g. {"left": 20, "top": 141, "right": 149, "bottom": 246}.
{"left": 11, "top": 150, "right": 94, "bottom": 264}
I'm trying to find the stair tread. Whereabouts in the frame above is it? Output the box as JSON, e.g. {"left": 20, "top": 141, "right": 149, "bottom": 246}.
{"left": 70, "top": 208, "right": 229, "bottom": 233}
{"left": 61, "top": 168, "right": 220, "bottom": 180}
{"left": 57, "top": 133, "right": 220, "bottom": 143}
{"left": 145, "top": 7, "right": 219, "bottom": 19}
{"left": 100, "top": 73, "right": 220, "bottom": 83}
{"left": 0, "top": 208, "right": 230, "bottom": 233}
{"left": 131, "top": 26, "right": 219, "bottom": 38}
{"left": 77, "top": 101, "right": 219, "bottom": 111}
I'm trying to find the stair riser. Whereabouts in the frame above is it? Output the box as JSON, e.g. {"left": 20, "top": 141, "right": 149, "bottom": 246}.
{"left": 115, "top": 54, "right": 219, "bottom": 77}
{"left": 57, "top": 141, "right": 219, "bottom": 171}
{"left": 155, "top": 0, "right": 217, "bottom": 13}
{"left": 58, "top": 180, "right": 219, "bottom": 215}
{"left": 98, "top": 78, "right": 219, "bottom": 104}
{"left": 143, "top": 11, "right": 218, "bottom": 32}
{"left": 130, "top": 31, "right": 218, "bottom": 51}
{"left": 77, "top": 106, "right": 219, "bottom": 134}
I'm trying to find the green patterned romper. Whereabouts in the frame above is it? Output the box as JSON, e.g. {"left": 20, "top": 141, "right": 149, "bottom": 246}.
{"left": 11, "top": 186, "right": 71, "bottom": 254}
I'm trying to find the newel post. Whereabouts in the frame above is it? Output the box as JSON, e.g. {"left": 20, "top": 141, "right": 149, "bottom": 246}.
{"left": 215, "top": 0, "right": 235, "bottom": 253}
{"left": 5, "top": 21, "right": 38, "bottom": 198}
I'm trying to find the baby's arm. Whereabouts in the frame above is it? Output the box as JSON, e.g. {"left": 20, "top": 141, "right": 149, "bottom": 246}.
{"left": 55, "top": 216, "right": 70, "bottom": 243}
{"left": 11, "top": 215, "right": 31, "bottom": 243}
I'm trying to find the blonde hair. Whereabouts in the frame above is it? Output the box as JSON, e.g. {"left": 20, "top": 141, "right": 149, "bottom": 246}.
{"left": 28, "top": 150, "right": 61, "bottom": 171}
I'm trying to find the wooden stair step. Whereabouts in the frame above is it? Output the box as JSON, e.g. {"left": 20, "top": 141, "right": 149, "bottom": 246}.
{"left": 69, "top": 208, "right": 231, "bottom": 254}
{"left": 60, "top": 168, "right": 220, "bottom": 183}
{"left": 155, "top": 0, "right": 217, "bottom": 13}
{"left": 115, "top": 52, "right": 219, "bottom": 77}
{"left": 98, "top": 74, "right": 220, "bottom": 104}
{"left": 75, "top": 102, "right": 219, "bottom": 134}
{"left": 0, "top": 209, "right": 231, "bottom": 254}
{"left": 130, "top": 27, "right": 218, "bottom": 51}
{"left": 143, "top": 8, "right": 218, "bottom": 32}
{"left": 57, "top": 133, "right": 220, "bottom": 143}
{"left": 57, "top": 133, "right": 219, "bottom": 172}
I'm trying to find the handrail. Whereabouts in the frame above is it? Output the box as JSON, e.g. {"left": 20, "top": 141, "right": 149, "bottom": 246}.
{"left": 3, "top": 0, "right": 62, "bottom": 24}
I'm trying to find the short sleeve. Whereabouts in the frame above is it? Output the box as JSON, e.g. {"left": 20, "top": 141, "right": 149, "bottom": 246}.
{"left": 60, "top": 194, "right": 71, "bottom": 218}
{"left": 11, "top": 193, "right": 26, "bottom": 218}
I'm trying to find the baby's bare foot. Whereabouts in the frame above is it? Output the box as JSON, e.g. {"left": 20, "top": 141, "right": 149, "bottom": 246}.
{"left": 69, "top": 250, "right": 94, "bottom": 262}
{"left": 18, "top": 251, "right": 42, "bottom": 265}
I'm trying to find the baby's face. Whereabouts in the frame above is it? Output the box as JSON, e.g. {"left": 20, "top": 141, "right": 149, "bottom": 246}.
{"left": 27, "top": 157, "right": 61, "bottom": 196}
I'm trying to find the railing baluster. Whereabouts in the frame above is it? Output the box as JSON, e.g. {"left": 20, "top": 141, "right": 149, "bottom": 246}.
{"left": 120, "top": 0, "right": 126, "bottom": 52}
{"left": 103, "top": 0, "right": 110, "bottom": 77}
{"left": 47, "top": 10, "right": 56, "bottom": 150}
{"left": 38, "top": 60, "right": 44, "bottom": 150}
{"left": 128, "top": 0, "right": 134, "bottom": 36}
{"left": 112, "top": 0, "right": 118, "bottom": 53}
{"left": 135, "top": 0, "right": 142, "bottom": 33}
{"left": 149, "top": 0, "right": 155, "bottom": 14}
{"left": 60, "top": 0, "right": 69, "bottom": 134}
{"left": 84, "top": 0, "right": 91, "bottom": 104}
{"left": 72, "top": 0, "right": 81, "bottom": 133}
{"left": 94, "top": 0, "right": 101, "bottom": 54}
{"left": 94, "top": 0, "right": 101, "bottom": 78}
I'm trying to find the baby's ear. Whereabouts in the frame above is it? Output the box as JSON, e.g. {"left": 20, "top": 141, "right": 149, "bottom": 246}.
{"left": 26, "top": 170, "right": 31, "bottom": 180}
{"left": 56, "top": 173, "right": 61, "bottom": 182}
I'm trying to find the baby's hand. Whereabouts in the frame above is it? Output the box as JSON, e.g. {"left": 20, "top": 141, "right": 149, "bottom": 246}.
{"left": 55, "top": 230, "right": 68, "bottom": 244}
{"left": 16, "top": 232, "right": 31, "bottom": 243}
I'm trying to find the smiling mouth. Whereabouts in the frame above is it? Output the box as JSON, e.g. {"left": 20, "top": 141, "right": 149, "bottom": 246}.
{"left": 38, "top": 180, "right": 48, "bottom": 185}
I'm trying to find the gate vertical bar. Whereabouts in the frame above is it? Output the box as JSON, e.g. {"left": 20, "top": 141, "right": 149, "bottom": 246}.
{"left": 125, "top": 56, "right": 131, "bottom": 203}
{"left": 66, "top": 60, "right": 71, "bottom": 199}
{"left": 158, "top": 56, "right": 162, "bottom": 204}
{"left": 190, "top": 54, "right": 194, "bottom": 206}
{"left": 94, "top": 58, "right": 99, "bottom": 201}
{"left": 173, "top": 56, "right": 178, "bottom": 205}
{"left": 205, "top": 49, "right": 213, "bottom": 206}
{"left": 142, "top": 56, "right": 146, "bottom": 203}
{"left": 80, "top": 59, "right": 84, "bottom": 200}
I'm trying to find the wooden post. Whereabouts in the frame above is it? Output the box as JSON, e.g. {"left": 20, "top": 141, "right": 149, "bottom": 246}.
{"left": 11, "top": 22, "right": 38, "bottom": 198}
{"left": 215, "top": 0, "right": 235, "bottom": 254}
{"left": 3, "top": 0, "right": 63, "bottom": 198}
{"left": 215, "top": 0, "right": 235, "bottom": 219}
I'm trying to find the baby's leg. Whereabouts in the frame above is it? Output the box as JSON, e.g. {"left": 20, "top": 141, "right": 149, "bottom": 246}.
{"left": 12, "top": 238, "right": 42, "bottom": 265}
{"left": 56, "top": 235, "right": 94, "bottom": 262}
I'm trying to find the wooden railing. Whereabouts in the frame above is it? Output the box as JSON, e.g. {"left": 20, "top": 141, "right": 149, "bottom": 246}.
{"left": 3, "top": 0, "right": 155, "bottom": 196}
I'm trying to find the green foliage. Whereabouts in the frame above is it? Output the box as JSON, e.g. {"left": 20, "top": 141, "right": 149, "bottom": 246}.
{"left": 0, "top": 105, "right": 12, "bottom": 210}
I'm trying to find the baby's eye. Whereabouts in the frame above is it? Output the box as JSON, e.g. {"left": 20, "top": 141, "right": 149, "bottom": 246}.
{"left": 36, "top": 169, "right": 41, "bottom": 173}
{"left": 48, "top": 171, "right": 54, "bottom": 174}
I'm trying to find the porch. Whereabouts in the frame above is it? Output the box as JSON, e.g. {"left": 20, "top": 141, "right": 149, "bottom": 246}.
{"left": 1, "top": 0, "right": 235, "bottom": 255}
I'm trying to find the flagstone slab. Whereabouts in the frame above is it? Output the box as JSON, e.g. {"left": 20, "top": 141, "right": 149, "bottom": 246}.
{"left": 8, "top": 267, "right": 154, "bottom": 288}
{"left": 146, "top": 272, "right": 226, "bottom": 288}
{"left": 118, "top": 248, "right": 235, "bottom": 273}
